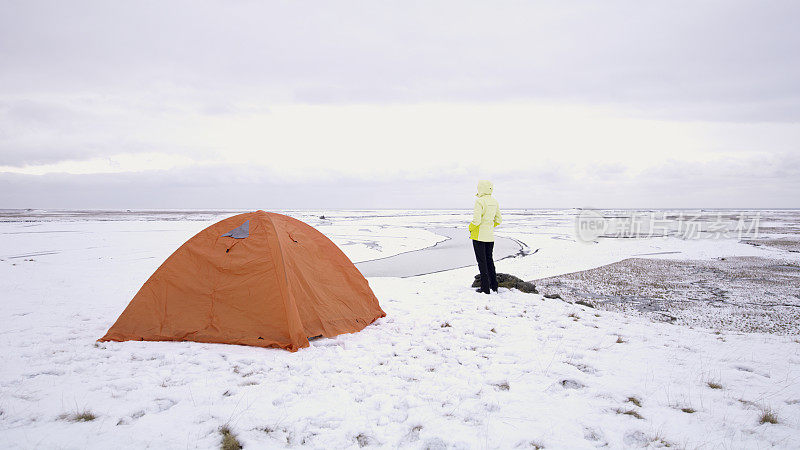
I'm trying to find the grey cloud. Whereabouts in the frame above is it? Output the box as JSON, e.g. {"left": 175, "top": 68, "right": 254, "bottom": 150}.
{"left": 0, "top": 96, "right": 225, "bottom": 166}
{"left": 0, "top": 143, "right": 104, "bottom": 166}
{"left": 1, "top": 1, "right": 799, "bottom": 121}
{"left": 1, "top": 99, "right": 78, "bottom": 125}
{"left": 198, "top": 102, "right": 240, "bottom": 116}
{"left": 639, "top": 153, "right": 800, "bottom": 182}
{"left": 1, "top": 154, "right": 798, "bottom": 209}
{"left": 0, "top": 99, "right": 104, "bottom": 164}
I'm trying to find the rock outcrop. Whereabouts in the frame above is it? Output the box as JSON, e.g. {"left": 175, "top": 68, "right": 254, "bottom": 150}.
{"left": 472, "top": 273, "right": 537, "bottom": 293}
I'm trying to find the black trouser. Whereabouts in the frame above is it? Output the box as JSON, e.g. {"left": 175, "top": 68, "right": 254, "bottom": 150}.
{"left": 472, "top": 240, "right": 497, "bottom": 294}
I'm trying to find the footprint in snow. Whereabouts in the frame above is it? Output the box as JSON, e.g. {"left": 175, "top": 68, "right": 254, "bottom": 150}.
{"left": 623, "top": 430, "right": 650, "bottom": 447}
{"left": 152, "top": 398, "right": 177, "bottom": 412}
{"left": 583, "top": 426, "right": 607, "bottom": 446}
{"left": 734, "top": 365, "right": 770, "bottom": 378}
{"left": 422, "top": 437, "right": 448, "bottom": 450}
{"left": 565, "top": 361, "right": 598, "bottom": 375}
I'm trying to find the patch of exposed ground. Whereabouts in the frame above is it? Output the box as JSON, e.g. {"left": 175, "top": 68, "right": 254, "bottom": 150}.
{"left": 742, "top": 236, "right": 800, "bottom": 253}
{"left": 536, "top": 256, "right": 800, "bottom": 334}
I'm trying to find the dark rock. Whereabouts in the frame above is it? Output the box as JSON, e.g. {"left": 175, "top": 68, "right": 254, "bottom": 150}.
{"left": 560, "top": 379, "right": 585, "bottom": 389}
{"left": 544, "top": 293, "right": 562, "bottom": 300}
{"left": 574, "top": 300, "right": 595, "bottom": 308}
{"left": 472, "top": 273, "right": 537, "bottom": 294}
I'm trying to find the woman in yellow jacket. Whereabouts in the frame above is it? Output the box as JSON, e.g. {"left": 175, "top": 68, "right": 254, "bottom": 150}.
{"left": 469, "top": 180, "right": 502, "bottom": 294}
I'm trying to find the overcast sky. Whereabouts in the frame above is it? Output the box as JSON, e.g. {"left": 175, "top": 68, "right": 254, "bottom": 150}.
{"left": 1, "top": 0, "right": 799, "bottom": 209}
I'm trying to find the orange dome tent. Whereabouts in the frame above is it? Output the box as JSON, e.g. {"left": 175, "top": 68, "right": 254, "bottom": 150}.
{"left": 99, "top": 211, "right": 385, "bottom": 351}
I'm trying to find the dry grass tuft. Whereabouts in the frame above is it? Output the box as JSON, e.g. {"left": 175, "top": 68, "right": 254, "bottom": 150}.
{"left": 494, "top": 381, "right": 511, "bottom": 391}
{"left": 73, "top": 411, "right": 97, "bottom": 422}
{"left": 59, "top": 410, "right": 97, "bottom": 422}
{"left": 651, "top": 432, "right": 673, "bottom": 447}
{"left": 707, "top": 380, "right": 723, "bottom": 390}
{"left": 220, "top": 426, "right": 243, "bottom": 450}
{"left": 614, "top": 408, "right": 643, "bottom": 420}
{"left": 516, "top": 440, "right": 545, "bottom": 449}
{"left": 615, "top": 335, "right": 625, "bottom": 344}
{"left": 440, "top": 322, "right": 451, "bottom": 328}
{"left": 356, "top": 433, "right": 370, "bottom": 447}
{"left": 759, "top": 408, "right": 779, "bottom": 425}
{"left": 680, "top": 407, "right": 696, "bottom": 414}
{"left": 626, "top": 396, "right": 642, "bottom": 407}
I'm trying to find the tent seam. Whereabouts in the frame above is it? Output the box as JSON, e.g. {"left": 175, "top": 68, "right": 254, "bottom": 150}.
{"left": 264, "top": 212, "right": 306, "bottom": 349}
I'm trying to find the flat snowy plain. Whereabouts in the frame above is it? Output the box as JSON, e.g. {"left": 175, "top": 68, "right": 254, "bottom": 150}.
{"left": 1, "top": 209, "right": 799, "bottom": 449}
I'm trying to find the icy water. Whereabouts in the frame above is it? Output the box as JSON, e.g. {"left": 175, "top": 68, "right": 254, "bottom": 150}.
{"left": 354, "top": 227, "right": 525, "bottom": 277}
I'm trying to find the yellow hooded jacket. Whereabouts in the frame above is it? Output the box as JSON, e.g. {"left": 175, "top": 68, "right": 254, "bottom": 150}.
{"left": 469, "top": 180, "right": 502, "bottom": 242}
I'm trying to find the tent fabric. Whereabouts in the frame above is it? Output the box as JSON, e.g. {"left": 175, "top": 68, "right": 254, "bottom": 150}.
{"left": 221, "top": 219, "right": 250, "bottom": 239}
{"left": 99, "top": 211, "right": 386, "bottom": 351}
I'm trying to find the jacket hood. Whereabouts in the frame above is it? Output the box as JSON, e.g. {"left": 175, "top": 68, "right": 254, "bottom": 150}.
{"left": 476, "top": 180, "right": 493, "bottom": 197}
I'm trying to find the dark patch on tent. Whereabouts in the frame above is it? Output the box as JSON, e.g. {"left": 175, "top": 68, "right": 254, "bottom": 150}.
{"left": 221, "top": 220, "right": 249, "bottom": 239}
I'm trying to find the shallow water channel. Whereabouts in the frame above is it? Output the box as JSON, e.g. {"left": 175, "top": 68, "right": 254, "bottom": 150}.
{"left": 355, "top": 227, "right": 524, "bottom": 278}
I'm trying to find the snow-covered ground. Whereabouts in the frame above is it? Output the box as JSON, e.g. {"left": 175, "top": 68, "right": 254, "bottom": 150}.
{"left": 1, "top": 209, "right": 799, "bottom": 449}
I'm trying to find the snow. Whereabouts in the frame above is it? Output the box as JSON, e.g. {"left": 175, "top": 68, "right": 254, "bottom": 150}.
{"left": 1, "top": 210, "right": 799, "bottom": 448}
